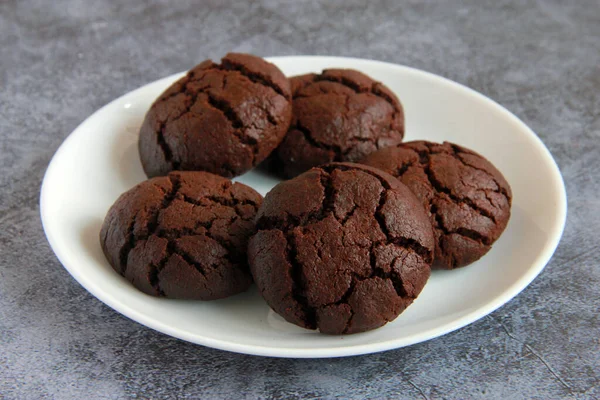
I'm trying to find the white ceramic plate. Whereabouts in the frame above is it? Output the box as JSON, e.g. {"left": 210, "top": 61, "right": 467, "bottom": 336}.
{"left": 40, "top": 56, "right": 566, "bottom": 358}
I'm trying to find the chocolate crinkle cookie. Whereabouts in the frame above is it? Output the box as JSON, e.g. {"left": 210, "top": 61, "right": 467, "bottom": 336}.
{"left": 139, "top": 53, "right": 292, "bottom": 178}
{"left": 248, "top": 163, "right": 434, "bottom": 334}
{"left": 100, "top": 171, "right": 262, "bottom": 300}
{"left": 360, "top": 141, "right": 512, "bottom": 269}
{"left": 270, "top": 69, "right": 405, "bottom": 178}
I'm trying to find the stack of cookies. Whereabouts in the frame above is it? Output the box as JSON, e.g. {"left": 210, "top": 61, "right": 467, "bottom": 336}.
{"left": 101, "top": 53, "right": 512, "bottom": 335}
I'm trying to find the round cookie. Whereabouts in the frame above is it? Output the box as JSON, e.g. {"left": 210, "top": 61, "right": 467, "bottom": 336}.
{"left": 139, "top": 53, "right": 292, "bottom": 178}
{"left": 271, "top": 69, "right": 405, "bottom": 178}
{"left": 100, "top": 171, "right": 262, "bottom": 300}
{"left": 248, "top": 163, "right": 434, "bottom": 335}
{"left": 360, "top": 141, "right": 512, "bottom": 269}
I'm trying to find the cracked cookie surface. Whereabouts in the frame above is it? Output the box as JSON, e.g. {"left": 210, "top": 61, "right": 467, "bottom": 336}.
{"left": 139, "top": 53, "right": 292, "bottom": 178}
{"left": 360, "top": 141, "right": 512, "bottom": 269}
{"left": 271, "top": 69, "right": 405, "bottom": 178}
{"left": 248, "top": 162, "right": 434, "bottom": 334}
{"left": 100, "top": 171, "right": 262, "bottom": 299}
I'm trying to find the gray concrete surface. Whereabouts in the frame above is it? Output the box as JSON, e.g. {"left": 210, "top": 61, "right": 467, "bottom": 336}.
{"left": 1, "top": 1, "right": 598, "bottom": 398}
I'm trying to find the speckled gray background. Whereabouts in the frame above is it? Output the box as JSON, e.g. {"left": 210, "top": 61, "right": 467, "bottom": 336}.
{"left": 1, "top": 0, "right": 598, "bottom": 399}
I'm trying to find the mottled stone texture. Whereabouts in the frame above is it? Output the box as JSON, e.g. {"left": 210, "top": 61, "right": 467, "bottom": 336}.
{"left": 0, "top": 0, "right": 598, "bottom": 398}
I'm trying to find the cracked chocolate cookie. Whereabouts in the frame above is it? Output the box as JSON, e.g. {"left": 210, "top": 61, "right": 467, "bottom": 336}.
{"left": 139, "top": 53, "right": 292, "bottom": 178}
{"left": 100, "top": 171, "right": 262, "bottom": 299}
{"left": 360, "top": 141, "right": 512, "bottom": 269}
{"left": 248, "top": 162, "right": 434, "bottom": 334}
{"left": 270, "top": 69, "right": 404, "bottom": 178}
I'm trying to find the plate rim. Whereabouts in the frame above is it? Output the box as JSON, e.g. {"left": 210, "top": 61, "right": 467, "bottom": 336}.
{"left": 40, "top": 55, "right": 567, "bottom": 358}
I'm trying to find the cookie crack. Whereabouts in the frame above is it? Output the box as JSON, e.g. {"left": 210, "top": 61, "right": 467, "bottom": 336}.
{"left": 430, "top": 203, "right": 491, "bottom": 246}
{"left": 321, "top": 164, "right": 433, "bottom": 262}
{"left": 163, "top": 174, "right": 182, "bottom": 212}
{"left": 340, "top": 204, "right": 358, "bottom": 226}
{"left": 371, "top": 246, "right": 420, "bottom": 301}
{"left": 333, "top": 280, "right": 356, "bottom": 334}
{"left": 179, "top": 194, "right": 257, "bottom": 221}
{"left": 388, "top": 237, "right": 432, "bottom": 263}
{"left": 149, "top": 240, "right": 174, "bottom": 296}
{"left": 205, "top": 93, "right": 244, "bottom": 129}
{"left": 412, "top": 149, "right": 497, "bottom": 243}
{"left": 203, "top": 222, "right": 246, "bottom": 263}
{"left": 208, "top": 195, "right": 260, "bottom": 210}
{"left": 319, "top": 171, "right": 335, "bottom": 218}
{"left": 156, "top": 76, "right": 192, "bottom": 103}
{"left": 294, "top": 121, "right": 342, "bottom": 159}
{"left": 389, "top": 271, "right": 409, "bottom": 300}
{"left": 156, "top": 69, "right": 211, "bottom": 103}
{"left": 173, "top": 245, "right": 209, "bottom": 278}
{"left": 323, "top": 250, "right": 415, "bottom": 334}
{"left": 145, "top": 176, "right": 180, "bottom": 237}
{"left": 220, "top": 58, "right": 287, "bottom": 98}
{"left": 294, "top": 91, "right": 383, "bottom": 157}
{"left": 254, "top": 169, "right": 336, "bottom": 231}
{"left": 168, "top": 87, "right": 205, "bottom": 127}
{"left": 369, "top": 248, "right": 406, "bottom": 300}
{"left": 156, "top": 122, "right": 176, "bottom": 168}
{"left": 156, "top": 215, "right": 217, "bottom": 239}
{"left": 453, "top": 227, "right": 490, "bottom": 244}
{"left": 371, "top": 83, "right": 399, "bottom": 110}
{"left": 371, "top": 83, "right": 402, "bottom": 138}
{"left": 158, "top": 209, "right": 244, "bottom": 266}
{"left": 164, "top": 242, "right": 219, "bottom": 299}
{"left": 314, "top": 75, "right": 400, "bottom": 117}
{"left": 205, "top": 92, "right": 258, "bottom": 164}
{"left": 424, "top": 168, "right": 498, "bottom": 223}
{"left": 374, "top": 187, "right": 391, "bottom": 240}
{"left": 345, "top": 135, "right": 379, "bottom": 157}
{"left": 452, "top": 147, "right": 511, "bottom": 202}
{"left": 118, "top": 174, "right": 181, "bottom": 278}
{"left": 374, "top": 266, "right": 409, "bottom": 300}
{"left": 153, "top": 74, "right": 212, "bottom": 169}
{"left": 157, "top": 107, "right": 195, "bottom": 170}
{"left": 321, "top": 164, "right": 391, "bottom": 190}
{"left": 315, "top": 75, "right": 364, "bottom": 94}
{"left": 394, "top": 159, "right": 417, "bottom": 178}
{"left": 285, "top": 233, "right": 317, "bottom": 330}
{"left": 373, "top": 192, "right": 433, "bottom": 262}
{"left": 253, "top": 100, "right": 279, "bottom": 126}
{"left": 118, "top": 218, "right": 136, "bottom": 275}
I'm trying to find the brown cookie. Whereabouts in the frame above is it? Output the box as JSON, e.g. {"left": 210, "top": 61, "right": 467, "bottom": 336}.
{"left": 139, "top": 53, "right": 292, "bottom": 178}
{"left": 360, "top": 141, "right": 512, "bottom": 269}
{"left": 270, "top": 69, "right": 405, "bottom": 178}
{"left": 100, "top": 171, "right": 262, "bottom": 299}
{"left": 248, "top": 163, "right": 434, "bottom": 334}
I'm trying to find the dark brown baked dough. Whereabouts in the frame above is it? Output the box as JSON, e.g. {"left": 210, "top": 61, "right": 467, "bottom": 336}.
{"left": 270, "top": 69, "right": 405, "bottom": 178}
{"left": 360, "top": 141, "right": 512, "bottom": 269}
{"left": 139, "top": 53, "right": 292, "bottom": 178}
{"left": 100, "top": 171, "right": 262, "bottom": 299}
{"left": 248, "top": 163, "right": 434, "bottom": 334}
